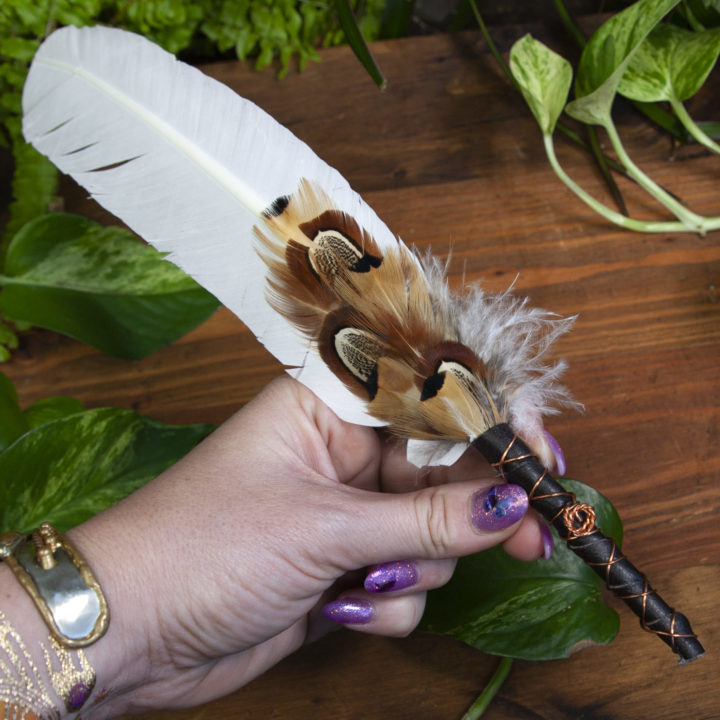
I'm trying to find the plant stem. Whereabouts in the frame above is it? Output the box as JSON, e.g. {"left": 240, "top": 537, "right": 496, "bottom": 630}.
{"left": 542, "top": 134, "right": 695, "bottom": 233}
{"left": 602, "top": 118, "right": 717, "bottom": 233}
{"left": 468, "top": 0, "right": 515, "bottom": 88}
{"left": 586, "top": 125, "right": 629, "bottom": 215}
{"left": 553, "top": 0, "right": 586, "bottom": 49}
{"left": 555, "top": 124, "right": 627, "bottom": 176}
{"left": 461, "top": 657, "right": 514, "bottom": 720}
{"left": 669, "top": 97, "right": 720, "bottom": 155}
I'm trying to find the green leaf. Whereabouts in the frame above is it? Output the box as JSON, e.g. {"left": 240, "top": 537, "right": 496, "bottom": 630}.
{"left": 0, "top": 407, "right": 213, "bottom": 533}
{"left": 54, "top": 0, "right": 105, "bottom": 27}
{"left": 379, "top": 0, "right": 414, "bottom": 39}
{"left": 333, "top": 0, "right": 386, "bottom": 89}
{"left": 686, "top": 0, "right": 720, "bottom": 27}
{"left": 619, "top": 23, "right": 720, "bottom": 102}
{"left": 0, "top": 36, "right": 40, "bottom": 63}
{"left": 566, "top": 0, "right": 682, "bottom": 125}
{"left": 509, "top": 34, "right": 573, "bottom": 135}
{"left": 23, "top": 396, "right": 85, "bottom": 428}
{"left": 0, "top": 213, "right": 220, "bottom": 359}
{"left": 1, "top": 141, "right": 59, "bottom": 254}
{"left": 0, "top": 370, "right": 30, "bottom": 452}
{"left": 422, "top": 479, "right": 622, "bottom": 661}
{"left": 0, "top": 321, "right": 19, "bottom": 351}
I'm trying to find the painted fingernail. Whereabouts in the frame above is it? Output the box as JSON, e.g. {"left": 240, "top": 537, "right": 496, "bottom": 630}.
{"left": 364, "top": 560, "right": 419, "bottom": 593}
{"left": 470, "top": 484, "right": 528, "bottom": 532}
{"left": 544, "top": 430, "right": 566, "bottom": 476}
{"left": 540, "top": 521, "right": 554, "bottom": 560}
{"left": 322, "top": 597, "right": 374, "bottom": 624}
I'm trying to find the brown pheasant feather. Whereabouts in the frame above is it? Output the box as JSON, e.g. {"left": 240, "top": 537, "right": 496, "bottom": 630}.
{"left": 256, "top": 178, "right": 575, "bottom": 468}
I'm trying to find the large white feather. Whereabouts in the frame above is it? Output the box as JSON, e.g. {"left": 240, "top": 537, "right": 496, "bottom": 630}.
{"left": 23, "top": 25, "right": 397, "bottom": 429}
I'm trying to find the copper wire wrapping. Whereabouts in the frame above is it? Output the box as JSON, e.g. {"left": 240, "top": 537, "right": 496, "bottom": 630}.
{"left": 490, "top": 435, "right": 534, "bottom": 480}
{"left": 587, "top": 539, "right": 625, "bottom": 583}
{"left": 561, "top": 502, "right": 596, "bottom": 538}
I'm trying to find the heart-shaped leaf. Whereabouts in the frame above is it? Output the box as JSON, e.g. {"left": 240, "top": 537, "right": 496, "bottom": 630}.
{"left": 0, "top": 213, "right": 220, "bottom": 359}
{"left": 0, "top": 407, "right": 213, "bottom": 533}
{"left": 566, "top": 0, "right": 682, "bottom": 125}
{"left": 510, "top": 34, "right": 573, "bottom": 136}
{"left": 619, "top": 23, "right": 720, "bottom": 102}
{"left": 422, "top": 479, "right": 622, "bottom": 661}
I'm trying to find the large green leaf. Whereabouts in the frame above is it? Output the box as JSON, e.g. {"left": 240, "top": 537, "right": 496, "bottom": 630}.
{"left": 566, "top": 0, "right": 682, "bottom": 125}
{"left": 0, "top": 213, "right": 220, "bottom": 359}
{"left": 509, "top": 34, "right": 573, "bottom": 136}
{"left": 422, "top": 479, "right": 622, "bottom": 661}
{"left": 619, "top": 23, "right": 720, "bottom": 102}
{"left": 0, "top": 407, "right": 213, "bottom": 533}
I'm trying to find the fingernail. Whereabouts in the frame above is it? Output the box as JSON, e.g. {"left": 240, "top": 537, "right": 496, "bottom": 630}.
{"left": 322, "top": 597, "right": 374, "bottom": 624}
{"left": 544, "top": 430, "right": 566, "bottom": 476}
{"left": 470, "top": 484, "right": 528, "bottom": 532}
{"left": 540, "top": 521, "right": 554, "bottom": 560}
{"left": 364, "top": 560, "right": 418, "bottom": 593}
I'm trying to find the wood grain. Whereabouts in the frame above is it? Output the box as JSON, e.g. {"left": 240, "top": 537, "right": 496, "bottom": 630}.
{"left": 2, "top": 30, "right": 718, "bottom": 719}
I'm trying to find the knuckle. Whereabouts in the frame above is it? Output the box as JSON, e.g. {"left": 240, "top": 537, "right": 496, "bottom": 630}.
{"left": 413, "top": 487, "right": 456, "bottom": 557}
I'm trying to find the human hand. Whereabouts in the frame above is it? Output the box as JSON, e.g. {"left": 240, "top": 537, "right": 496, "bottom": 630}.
{"left": 72, "top": 376, "right": 549, "bottom": 717}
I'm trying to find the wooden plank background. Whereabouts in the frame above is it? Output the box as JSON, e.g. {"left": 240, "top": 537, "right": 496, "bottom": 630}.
{"left": 3, "top": 29, "right": 718, "bottom": 720}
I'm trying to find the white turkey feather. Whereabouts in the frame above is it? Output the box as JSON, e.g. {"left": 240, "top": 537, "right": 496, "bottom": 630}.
{"left": 22, "top": 24, "right": 395, "bottom": 430}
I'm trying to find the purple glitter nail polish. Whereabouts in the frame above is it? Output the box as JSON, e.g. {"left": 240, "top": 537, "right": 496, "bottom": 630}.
{"left": 322, "top": 597, "right": 374, "bottom": 624}
{"left": 67, "top": 682, "right": 92, "bottom": 712}
{"left": 544, "top": 430, "right": 566, "bottom": 476}
{"left": 364, "top": 560, "right": 419, "bottom": 593}
{"left": 470, "top": 484, "right": 528, "bottom": 532}
{"left": 540, "top": 521, "right": 555, "bottom": 560}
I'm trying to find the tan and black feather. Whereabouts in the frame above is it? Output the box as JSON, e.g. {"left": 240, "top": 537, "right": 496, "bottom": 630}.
{"left": 256, "top": 179, "right": 575, "bottom": 467}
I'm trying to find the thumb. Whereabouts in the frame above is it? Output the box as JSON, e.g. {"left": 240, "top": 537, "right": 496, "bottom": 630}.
{"left": 343, "top": 480, "right": 531, "bottom": 568}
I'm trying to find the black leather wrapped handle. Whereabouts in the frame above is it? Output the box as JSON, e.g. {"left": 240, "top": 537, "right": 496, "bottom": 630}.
{"left": 472, "top": 423, "right": 704, "bottom": 664}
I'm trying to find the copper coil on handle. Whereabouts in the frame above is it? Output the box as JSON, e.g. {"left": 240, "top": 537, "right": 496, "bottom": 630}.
{"left": 472, "top": 423, "right": 704, "bottom": 664}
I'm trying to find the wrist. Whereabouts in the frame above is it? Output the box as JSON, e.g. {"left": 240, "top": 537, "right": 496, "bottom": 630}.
{"left": 65, "top": 514, "right": 159, "bottom": 718}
